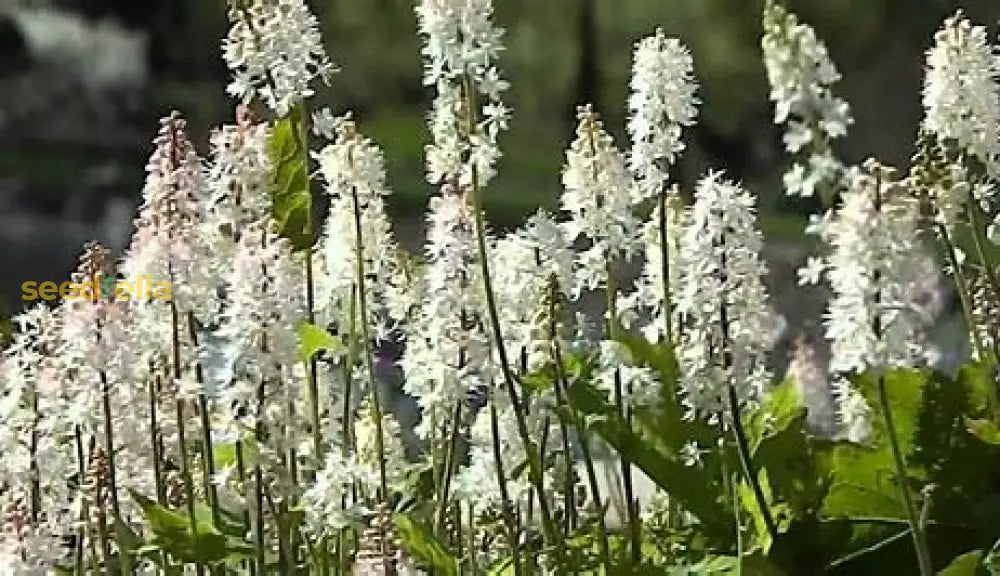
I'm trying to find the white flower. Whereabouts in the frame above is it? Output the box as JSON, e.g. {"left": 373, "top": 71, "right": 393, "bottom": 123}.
{"left": 561, "top": 105, "right": 639, "bottom": 294}
{"left": 400, "top": 194, "right": 494, "bottom": 440}
{"left": 595, "top": 341, "right": 660, "bottom": 409}
{"left": 315, "top": 115, "right": 408, "bottom": 340}
{"left": 415, "top": 0, "right": 506, "bottom": 86}
{"left": 493, "top": 211, "right": 575, "bottom": 371}
{"left": 680, "top": 440, "right": 707, "bottom": 468}
{"left": 223, "top": 0, "right": 337, "bottom": 116}
{"left": 121, "top": 112, "right": 221, "bottom": 326}
{"left": 454, "top": 396, "right": 558, "bottom": 512}
{"left": 354, "top": 402, "right": 408, "bottom": 488}
{"left": 797, "top": 256, "right": 826, "bottom": 285}
{"left": 832, "top": 376, "right": 871, "bottom": 443}
{"left": 673, "top": 172, "right": 779, "bottom": 418}
{"left": 217, "top": 220, "right": 307, "bottom": 443}
{"left": 312, "top": 107, "right": 339, "bottom": 140}
{"left": 620, "top": 196, "right": 685, "bottom": 342}
{"left": 416, "top": 0, "right": 509, "bottom": 189}
{"left": 822, "top": 161, "right": 937, "bottom": 374}
{"left": 762, "top": 2, "right": 852, "bottom": 197}
{"left": 627, "top": 29, "right": 699, "bottom": 203}
{"left": 303, "top": 451, "right": 362, "bottom": 537}
{"left": 922, "top": 11, "right": 1000, "bottom": 174}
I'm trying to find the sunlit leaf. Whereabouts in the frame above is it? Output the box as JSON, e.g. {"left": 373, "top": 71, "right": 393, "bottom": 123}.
{"left": 393, "top": 513, "right": 458, "bottom": 576}
{"left": 297, "top": 322, "right": 343, "bottom": 362}
{"left": 938, "top": 550, "right": 984, "bottom": 576}
{"left": 269, "top": 103, "right": 313, "bottom": 250}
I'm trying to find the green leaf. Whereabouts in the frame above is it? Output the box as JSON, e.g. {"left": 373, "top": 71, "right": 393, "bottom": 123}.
{"left": 297, "top": 322, "right": 343, "bottom": 362}
{"left": 130, "top": 490, "right": 252, "bottom": 565}
{"left": 194, "top": 501, "right": 247, "bottom": 539}
{"left": 486, "top": 557, "right": 516, "bottom": 575}
{"left": 565, "top": 331, "right": 733, "bottom": 545}
{"left": 269, "top": 103, "right": 313, "bottom": 250}
{"left": 938, "top": 551, "right": 984, "bottom": 576}
{"left": 114, "top": 514, "right": 144, "bottom": 554}
{"left": 748, "top": 379, "right": 806, "bottom": 451}
{"left": 586, "top": 413, "right": 733, "bottom": 541}
{"left": 986, "top": 539, "right": 1000, "bottom": 575}
{"left": 966, "top": 418, "right": 1000, "bottom": 446}
{"left": 613, "top": 326, "right": 679, "bottom": 399}
{"left": 821, "top": 369, "right": 929, "bottom": 521}
{"left": 738, "top": 469, "right": 793, "bottom": 554}
{"left": 520, "top": 364, "right": 556, "bottom": 396}
{"left": 393, "top": 513, "right": 459, "bottom": 576}
{"left": 665, "top": 553, "right": 785, "bottom": 575}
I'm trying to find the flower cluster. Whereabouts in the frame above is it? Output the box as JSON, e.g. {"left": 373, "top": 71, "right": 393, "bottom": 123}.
{"left": 673, "top": 172, "right": 780, "bottom": 418}
{"left": 416, "top": 0, "right": 511, "bottom": 189}
{"left": 223, "top": 0, "right": 337, "bottom": 116}
{"left": 5, "top": 2, "right": 1000, "bottom": 574}
{"left": 627, "top": 28, "right": 700, "bottom": 203}
{"left": 561, "top": 105, "right": 638, "bottom": 294}
{"left": 762, "top": 1, "right": 852, "bottom": 198}
{"left": 922, "top": 11, "right": 1000, "bottom": 175}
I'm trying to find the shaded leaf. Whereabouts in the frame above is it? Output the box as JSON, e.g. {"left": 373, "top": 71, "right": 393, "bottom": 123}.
{"left": 966, "top": 419, "right": 1000, "bottom": 446}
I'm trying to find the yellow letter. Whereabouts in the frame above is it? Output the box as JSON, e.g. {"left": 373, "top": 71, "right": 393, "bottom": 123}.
{"left": 77, "top": 280, "right": 95, "bottom": 301}
{"left": 115, "top": 282, "right": 132, "bottom": 301}
{"left": 21, "top": 281, "right": 38, "bottom": 301}
{"left": 38, "top": 281, "right": 57, "bottom": 300}
{"left": 59, "top": 281, "right": 75, "bottom": 300}
{"left": 153, "top": 281, "right": 172, "bottom": 302}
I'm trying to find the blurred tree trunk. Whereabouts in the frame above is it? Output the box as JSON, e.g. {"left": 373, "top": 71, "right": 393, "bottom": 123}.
{"left": 574, "top": 0, "right": 600, "bottom": 110}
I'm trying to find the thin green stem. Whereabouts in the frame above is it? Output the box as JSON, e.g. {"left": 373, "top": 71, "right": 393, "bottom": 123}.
{"left": 187, "top": 313, "right": 222, "bottom": 534}
{"left": 657, "top": 189, "right": 673, "bottom": 344}
{"left": 74, "top": 426, "right": 87, "bottom": 576}
{"left": 300, "top": 100, "right": 325, "bottom": 480}
{"left": 605, "top": 273, "right": 641, "bottom": 566}
{"left": 872, "top": 172, "right": 933, "bottom": 576}
{"left": 344, "top": 285, "right": 358, "bottom": 458}
{"left": 171, "top": 301, "right": 204, "bottom": 576}
{"left": 726, "top": 383, "right": 778, "bottom": 542}
{"left": 99, "top": 370, "right": 131, "bottom": 575}
{"left": 236, "top": 439, "right": 256, "bottom": 576}
{"left": 551, "top": 323, "right": 612, "bottom": 573}
{"left": 350, "top": 184, "right": 389, "bottom": 498}
{"left": 254, "top": 380, "right": 267, "bottom": 575}
{"left": 467, "top": 504, "right": 478, "bottom": 575}
{"left": 877, "top": 374, "right": 934, "bottom": 575}
{"left": 435, "top": 402, "right": 463, "bottom": 535}
{"left": 489, "top": 394, "right": 524, "bottom": 576}
{"left": 460, "top": 74, "right": 561, "bottom": 557}
{"left": 350, "top": 179, "right": 393, "bottom": 575}
{"left": 938, "top": 223, "right": 989, "bottom": 362}
{"left": 717, "top": 250, "right": 778, "bottom": 543}
{"left": 28, "top": 384, "right": 39, "bottom": 523}
{"left": 149, "top": 375, "right": 166, "bottom": 506}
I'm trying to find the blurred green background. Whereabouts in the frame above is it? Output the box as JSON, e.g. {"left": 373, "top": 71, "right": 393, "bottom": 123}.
{"left": 0, "top": 0, "right": 998, "bottom": 312}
